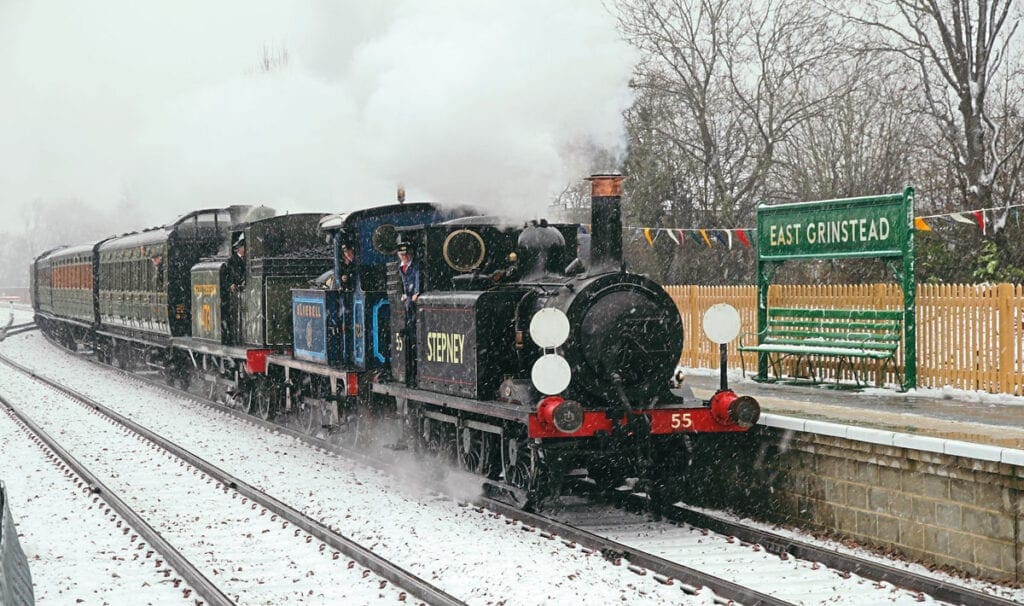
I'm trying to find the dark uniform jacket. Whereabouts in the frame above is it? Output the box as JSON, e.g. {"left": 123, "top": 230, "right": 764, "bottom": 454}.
{"left": 399, "top": 260, "right": 421, "bottom": 314}
{"left": 226, "top": 251, "right": 246, "bottom": 290}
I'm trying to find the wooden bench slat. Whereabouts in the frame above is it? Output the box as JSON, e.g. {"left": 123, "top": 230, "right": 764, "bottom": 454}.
{"left": 739, "top": 343, "right": 895, "bottom": 358}
{"left": 761, "top": 337, "right": 898, "bottom": 351}
{"left": 765, "top": 330, "right": 901, "bottom": 342}
{"left": 769, "top": 307, "right": 903, "bottom": 321}
{"left": 768, "top": 319, "right": 902, "bottom": 331}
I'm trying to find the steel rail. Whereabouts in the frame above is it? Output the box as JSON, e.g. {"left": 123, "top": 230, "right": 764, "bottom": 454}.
{"left": 669, "top": 502, "right": 1021, "bottom": 606}
{"left": 0, "top": 353, "right": 467, "bottom": 606}
{"left": 572, "top": 479, "right": 1020, "bottom": 606}
{"left": 0, "top": 393, "right": 235, "bottom": 606}
{"left": 480, "top": 496, "right": 791, "bottom": 606}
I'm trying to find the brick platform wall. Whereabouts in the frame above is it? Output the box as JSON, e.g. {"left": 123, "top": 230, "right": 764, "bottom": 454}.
{"left": 684, "top": 428, "right": 1023, "bottom": 583}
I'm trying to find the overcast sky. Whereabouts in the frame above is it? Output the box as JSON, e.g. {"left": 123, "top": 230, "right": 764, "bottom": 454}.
{"left": 0, "top": 0, "right": 637, "bottom": 238}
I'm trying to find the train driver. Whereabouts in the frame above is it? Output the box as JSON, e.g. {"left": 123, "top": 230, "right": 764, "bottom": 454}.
{"left": 397, "top": 243, "right": 420, "bottom": 314}
{"left": 397, "top": 242, "right": 421, "bottom": 382}
{"left": 228, "top": 233, "right": 246, "bottom": 293}
{"left": 339, "top": 243, "right": 357, "bottom": 291}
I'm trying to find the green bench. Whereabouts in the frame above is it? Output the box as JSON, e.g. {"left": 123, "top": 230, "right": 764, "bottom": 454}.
{"left": 738, "top": 308, "right": 903, "bottom": 387}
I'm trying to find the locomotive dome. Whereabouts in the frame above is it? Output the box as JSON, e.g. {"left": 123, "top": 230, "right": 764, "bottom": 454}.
{"left": 517, "top": 219, "right": 566, "bottom": 276}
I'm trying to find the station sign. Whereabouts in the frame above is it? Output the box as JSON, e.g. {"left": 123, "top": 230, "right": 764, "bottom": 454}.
{"left": 756, "top": 189, "right": 914, "bottom": 261}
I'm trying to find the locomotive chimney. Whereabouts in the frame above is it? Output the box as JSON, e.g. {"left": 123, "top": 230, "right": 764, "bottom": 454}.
{"left": 588, "top": 173, "right": 624, "bottom": 271}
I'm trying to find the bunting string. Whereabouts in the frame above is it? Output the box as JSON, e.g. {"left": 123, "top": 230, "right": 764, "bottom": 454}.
{"left": 621, "top": 203, "right": 1023, "bottom": 249}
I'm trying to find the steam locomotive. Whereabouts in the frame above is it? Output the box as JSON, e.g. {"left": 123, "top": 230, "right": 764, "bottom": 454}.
{"left": 30, "top": 173, "right": 760, "bottom": 509}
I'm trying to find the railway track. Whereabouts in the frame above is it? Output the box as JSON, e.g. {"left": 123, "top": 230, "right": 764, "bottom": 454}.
{"left": 81, "top": 358, "right": 995, "bottom": 605}
{"left": 4, "top": 335, "right": 1019, "bottom": 605}
{"left": 491, "top": 491, "right": 1021, "bottom": 606}
{"left": 0, "top": 343, "right": 701, "bottom": 605}
{"left": 0, "top": 353, "right": 465, "bottom": 606}
{"left": 0, "top": 393, "right": 230, "bottom": 606}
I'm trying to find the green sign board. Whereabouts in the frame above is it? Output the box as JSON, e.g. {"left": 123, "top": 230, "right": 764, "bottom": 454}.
{"left": 754, "top": 188, "right": 916, "bottom": 390}
{"left": 757, "top": 189, "right": 913, "bottom": 261}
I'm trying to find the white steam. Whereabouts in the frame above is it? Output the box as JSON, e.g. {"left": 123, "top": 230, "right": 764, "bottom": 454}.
{"left": 0, "top": 0, "right": 637, "bottom": 237}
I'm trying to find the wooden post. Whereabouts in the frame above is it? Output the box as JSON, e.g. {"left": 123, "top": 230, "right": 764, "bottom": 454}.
{"left": 688, "top": 285, "right": 699, "bottom": 368}
{"left": 998, "top": 282, "right": 1014, "bottom": 395}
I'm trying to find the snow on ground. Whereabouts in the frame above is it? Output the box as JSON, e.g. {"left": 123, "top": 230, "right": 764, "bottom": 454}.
{"left": 0, "top": 330, "right": 708, "bottom": 605}
{"left": 2, "top": 368, "right": 413, "bottom": 605}
{"left": 686, "top": 505, "right": 1024, "bottom": 604}
{"left": 0, "top": 408, "right": 191, "bottom": 605}
{"left": 681, "top": 364, "right": 1024, "bottom": 407}
{"left": 4, "top": 306, "right": 1021, "bottom": 604}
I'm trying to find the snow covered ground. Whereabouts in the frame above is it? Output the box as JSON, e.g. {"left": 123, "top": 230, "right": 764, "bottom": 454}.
{"left": 3, "top": 303, "right": 1021, "bottom": 604}
{"left": 0, "top": 322, "right": 705, "bottom": 605}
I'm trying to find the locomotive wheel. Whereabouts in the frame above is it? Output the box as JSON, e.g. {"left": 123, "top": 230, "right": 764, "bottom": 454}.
{"left": 257, "top": 386, "right": 277, "bottom": 420}
{"left": 241, "top": 388, "right": 257, "bottom": 414}
{"left": 301, "top": 401, "right": 329, "bottom": 439}
{"left": 115, "top": 343, "right": 131, "bottom": 370}
{"left": 502, "top": 438, "right": 543, "bottom": 510}
{"left": 176, "top": 366, "right": 191, "bottom": 391}
{"left": 460, "top": 429, "right": 497, "bottom": 477}
{"left": 424, "top": 418, "right": 457, "bottom": 463}
{"left": 336, "top": 396, "right": 372, "bottom": 449}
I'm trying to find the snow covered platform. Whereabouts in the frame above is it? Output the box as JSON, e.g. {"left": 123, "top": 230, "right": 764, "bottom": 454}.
{"left": 682, "top": 370, "right": 1024, "bottom": 453}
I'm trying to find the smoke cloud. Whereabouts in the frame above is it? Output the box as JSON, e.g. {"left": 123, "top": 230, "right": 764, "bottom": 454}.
{"left": 0, "top": 0, "right": 637, "bottom": 240}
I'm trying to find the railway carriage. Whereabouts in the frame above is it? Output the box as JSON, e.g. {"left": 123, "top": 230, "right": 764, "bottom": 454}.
{"left": 30, "top": 244, "right": 92, "bottom": 348}
{"left": 93, "top": 208, "right": 255, "bottom": 370}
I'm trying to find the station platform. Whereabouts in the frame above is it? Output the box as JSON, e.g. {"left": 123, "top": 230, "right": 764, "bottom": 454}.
{"left": 682, "top": 370, "right": 1024, "bottom": 452}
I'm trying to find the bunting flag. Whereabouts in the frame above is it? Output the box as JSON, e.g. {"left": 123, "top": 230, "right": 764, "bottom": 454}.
{"left": 914, "top": 217, "right": 932, "bottom": 231}
{"left": 992, "top": 210, "right": 1008, "bottom": 233}
{"left": 973, "top": 210, "right": 986, "bottom": 234}
{"left": 688, "top": 230, "right": 704, "bottom": 246}
{"left": 699, "top": 229, "right": 712, "bottom": 248}
{"left": 665, "top": 229, "right": 679, "bottom": 245}
{"left": 736, "top": 229, "right": 752, "bottom": 247}
{"left": 677, "top": 229, "right": 687, "bottom": 244}
{"left": 643, "top": 228, "right": 654, "bottom": 247}
{"left": 713, "top": 230, "right": 731, "bottom": 249}
{"left": 949, "top": 213, "right": 976, "bottom": 225}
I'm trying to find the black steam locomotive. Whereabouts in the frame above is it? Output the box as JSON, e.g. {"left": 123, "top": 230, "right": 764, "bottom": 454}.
{"left": 31, "top": 173, "right": 760, "bottom": 509}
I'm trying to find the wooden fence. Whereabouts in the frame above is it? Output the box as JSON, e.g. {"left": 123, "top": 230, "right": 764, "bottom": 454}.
{"left": 664, "top": 283, "right": 1024, "bottom": 395}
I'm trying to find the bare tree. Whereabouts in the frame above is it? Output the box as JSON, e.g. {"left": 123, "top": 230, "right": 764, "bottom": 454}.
{"left": 616, "top": 0, "right": 853, "bottom": 283}
{"left": 771, "top": 57, "right": 923, "bottom": 201}
{"left": 839, "top": 0, "right": 1024, "bottom": 210}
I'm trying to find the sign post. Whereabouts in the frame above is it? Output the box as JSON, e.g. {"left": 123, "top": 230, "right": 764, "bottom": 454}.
{"left": 754, "top": 188, "right": 916, "bottom": 390}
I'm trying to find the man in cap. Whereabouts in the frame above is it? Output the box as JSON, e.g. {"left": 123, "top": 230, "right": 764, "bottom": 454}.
{"left": 338, "top": 242, "right": 357, "bottom": 291}
{"left": 228, "top": 233, "right": 246, "bottom": 293}
{"left": 397, "top": 242, "right": 420, "bottom": 382}
{"left": 397, "top": 243, "right": 420, "bottom": 310}
{"left": 226, "top": 233, "right": 246, "bottom": 344}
